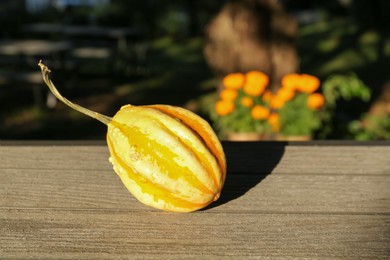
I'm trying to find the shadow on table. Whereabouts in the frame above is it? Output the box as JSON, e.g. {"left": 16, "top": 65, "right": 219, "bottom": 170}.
{"left": 206, "top": 141, "right": 287, "bottom": 209}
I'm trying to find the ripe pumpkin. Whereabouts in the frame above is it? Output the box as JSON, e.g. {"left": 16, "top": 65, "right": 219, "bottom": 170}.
{"left": 38, "top": 61, "right": 226, "bottom": 212}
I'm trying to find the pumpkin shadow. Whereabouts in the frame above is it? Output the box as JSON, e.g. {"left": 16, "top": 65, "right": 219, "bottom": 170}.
{"left": 204, "top": 141, "right": 286, "bottom": 210}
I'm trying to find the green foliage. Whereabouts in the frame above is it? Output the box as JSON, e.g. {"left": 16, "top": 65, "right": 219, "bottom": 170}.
{"left": 319, "top": 73, "right": 372, "bottom": 138}
{"left": 279, "top": 94, "right": 322, "bottom": 136}
{"left": 322, "top": 73, "right": 371, "bottom": 108}
{"left": 349, "top": 114, "right": 390, "bottom": 140}
{"left": 157, "top": 8, "right": 190, "bottom": 39}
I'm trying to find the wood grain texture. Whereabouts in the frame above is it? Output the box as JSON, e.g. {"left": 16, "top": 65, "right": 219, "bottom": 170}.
{"left": 1, "top": 209, "right": 389, "bottom": 259}
{"left": 1, "top": 169, "right": 389, "bottom": 213}
{"left": 0, "top": 141, "right": 389, "bottom": 259}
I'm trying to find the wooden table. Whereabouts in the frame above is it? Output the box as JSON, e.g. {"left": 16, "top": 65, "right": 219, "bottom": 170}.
{"left": 1, "top": 141, "right": 389, "bottom": 259}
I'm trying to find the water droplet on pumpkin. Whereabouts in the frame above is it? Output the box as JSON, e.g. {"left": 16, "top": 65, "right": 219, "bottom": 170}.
{"left": 130, "top": 151, "right": 140, "bottom": 162}
{"left": 128, "top": 144, "right": 141, "bottom": 162}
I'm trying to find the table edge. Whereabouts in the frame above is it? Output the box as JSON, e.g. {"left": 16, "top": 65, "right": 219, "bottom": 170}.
{"left": 1, "top": 140, "right": 389, "bottom": 147}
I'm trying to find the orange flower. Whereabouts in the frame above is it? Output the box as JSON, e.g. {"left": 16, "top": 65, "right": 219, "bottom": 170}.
{"left": 243, "top": 71, "right": 269, "bottom": 97}
{"left": 251, "top": 105, "right": 270, "bottom": 120}
{"left": 307, "top": 93, "right": 325, "bottom": 110}
{"left": 240, "top": 96, "right": 254, "bottom": 107}
{"left": 243, "top": 82, "right": 266, "bottom": 97}
{"left": 297, "top": 74, "right": 320, "bottom": 93}
{"left": 215, "top": 100, "right": 235, "bottom": 116}
{"left": 220, "top": 89, "right": 238, "bottom": 101}
{"left": 267, "top": 113, "right": 280, "bottom": 133}
{"left": 270, "top": 96, "right": 285, "bottom": 110}
{"left": 276, "top": 87, "right": 295, "bottom": 102}
{"left": 246, "top": 71, "right": 269, "bottom": 86}
{"left": 281, "top": 73, "right": 301, "bottom": 90}
{"left": 222, "top": 73, "right": 245, "bottom": 90}
{"left": 262, "top": 90, "right": 273, "bottom": 103}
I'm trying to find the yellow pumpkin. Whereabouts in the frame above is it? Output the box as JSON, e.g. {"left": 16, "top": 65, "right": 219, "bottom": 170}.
{"left": 38, "top": 61, "right": 226, "bottom": 212}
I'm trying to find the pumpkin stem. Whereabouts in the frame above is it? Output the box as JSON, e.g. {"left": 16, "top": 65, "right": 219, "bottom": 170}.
{"left": 38, "top": 60, "right": 112, "bottom": 125}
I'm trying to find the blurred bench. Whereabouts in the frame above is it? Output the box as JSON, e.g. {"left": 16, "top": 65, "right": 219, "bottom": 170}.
{"left": 0, "top": 39, "right": 71, "bottom": 67}
{"left": 0, "top": 39, "right": 72, "bottom": 108}
{"left": 23, "top": 23, "right": 147, "bottom": 74}
{"left": 23, "top": 23, "right": 144, "bottom": 53}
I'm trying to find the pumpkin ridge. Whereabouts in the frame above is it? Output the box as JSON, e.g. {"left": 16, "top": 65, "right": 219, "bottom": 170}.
{"left": 148, "top": 105, "right": 226, "bottom": 170}
{"left": 107, "top": 134, "right": 211, "bottom": 212}
{"left": 109, "top": 119, "right": 215, "bottom": 197}
{"left": 144, "top": 105, "right": 224, "bottom": 190}
{"left": 141, "top": 107, "right": 220, "bottom": 191}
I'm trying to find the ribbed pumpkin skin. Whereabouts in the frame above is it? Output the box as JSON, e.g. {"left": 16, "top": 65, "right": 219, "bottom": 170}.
{"left": 107, "top": 105, "right": 226, "bottom": 212}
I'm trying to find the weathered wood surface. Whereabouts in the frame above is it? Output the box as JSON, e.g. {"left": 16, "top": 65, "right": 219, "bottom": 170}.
{"left": 1, "top": 141, "right": 389, "bottom": 259}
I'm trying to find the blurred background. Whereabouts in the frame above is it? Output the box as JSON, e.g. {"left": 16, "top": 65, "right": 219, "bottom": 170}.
{"left": 0, "top": 0, "right": 389, "bottom": 140}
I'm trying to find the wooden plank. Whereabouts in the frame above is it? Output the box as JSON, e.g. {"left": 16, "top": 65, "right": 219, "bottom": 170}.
{"left": 1, "top": 142, "right": 390, "bottom": 175}
{"left": 1, "top": 169, "right": 389, "bottom": 214}
{"left": 222, "top": 142, "right": 390, "bottom": 175}
{"left": 1, "top": 209, "right": 389, "bottom": 259}
{"left": 0, "top": 145, "right": 111, "bottom": 172}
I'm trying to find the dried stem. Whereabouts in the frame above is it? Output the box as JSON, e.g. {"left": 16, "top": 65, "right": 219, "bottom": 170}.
{"left": 38, "top": 60, "right": 112, "bottom": 125}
